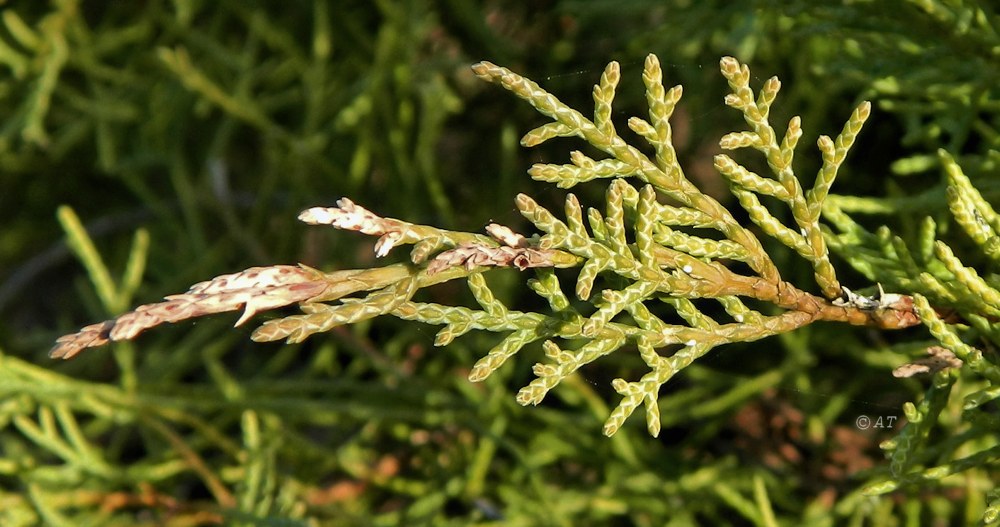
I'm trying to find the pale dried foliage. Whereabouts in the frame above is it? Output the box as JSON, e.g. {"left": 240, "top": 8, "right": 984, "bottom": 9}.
{"left": 300, "top": 199, "right": 401, "bottom": 257}
{"left": 50, "top": 203, "right": 554, "bottom": 359}
{"left": 425, "top": 243, "right": 567, "bottom": 274}
{"left": 50, "top": 265, "right": 329, "bottom": 359}
{"left": 427, "top": 223, "right": 570, "bottom": 274}
{"left": 892, "top": 346, "right": 963, "bottom": 378}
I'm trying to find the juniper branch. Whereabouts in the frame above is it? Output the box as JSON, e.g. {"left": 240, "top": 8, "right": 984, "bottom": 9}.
{"left": 52, "top": 55, "right": 922, "bottom": 438}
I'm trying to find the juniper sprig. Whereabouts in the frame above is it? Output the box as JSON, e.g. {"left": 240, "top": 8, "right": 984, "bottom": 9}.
{"left": 52, "top": 55, "right": 920, "bottom": 438}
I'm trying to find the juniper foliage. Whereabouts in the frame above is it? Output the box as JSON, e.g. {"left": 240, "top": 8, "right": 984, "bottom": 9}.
{"left": 6, "top": 3, "right": 1000, "bottom": 524}
{"left": 51, "top": 55, "right": 925, "bottom": 438}
{"left": 48, "top": 53, "right": 1000, "bottom": 523}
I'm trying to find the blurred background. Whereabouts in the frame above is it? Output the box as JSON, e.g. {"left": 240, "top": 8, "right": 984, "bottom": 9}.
{"left": 1, "top": 1, "right": 997, "bottom": 525}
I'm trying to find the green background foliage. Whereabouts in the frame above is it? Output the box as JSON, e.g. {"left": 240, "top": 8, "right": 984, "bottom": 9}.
{"left": 2, "top": 1, "right": 998, "bottom": 525}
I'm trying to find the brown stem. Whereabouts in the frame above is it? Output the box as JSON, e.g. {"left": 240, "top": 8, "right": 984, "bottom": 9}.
{"left": 648, "top": 245, "right": 918, "bottom": 330}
